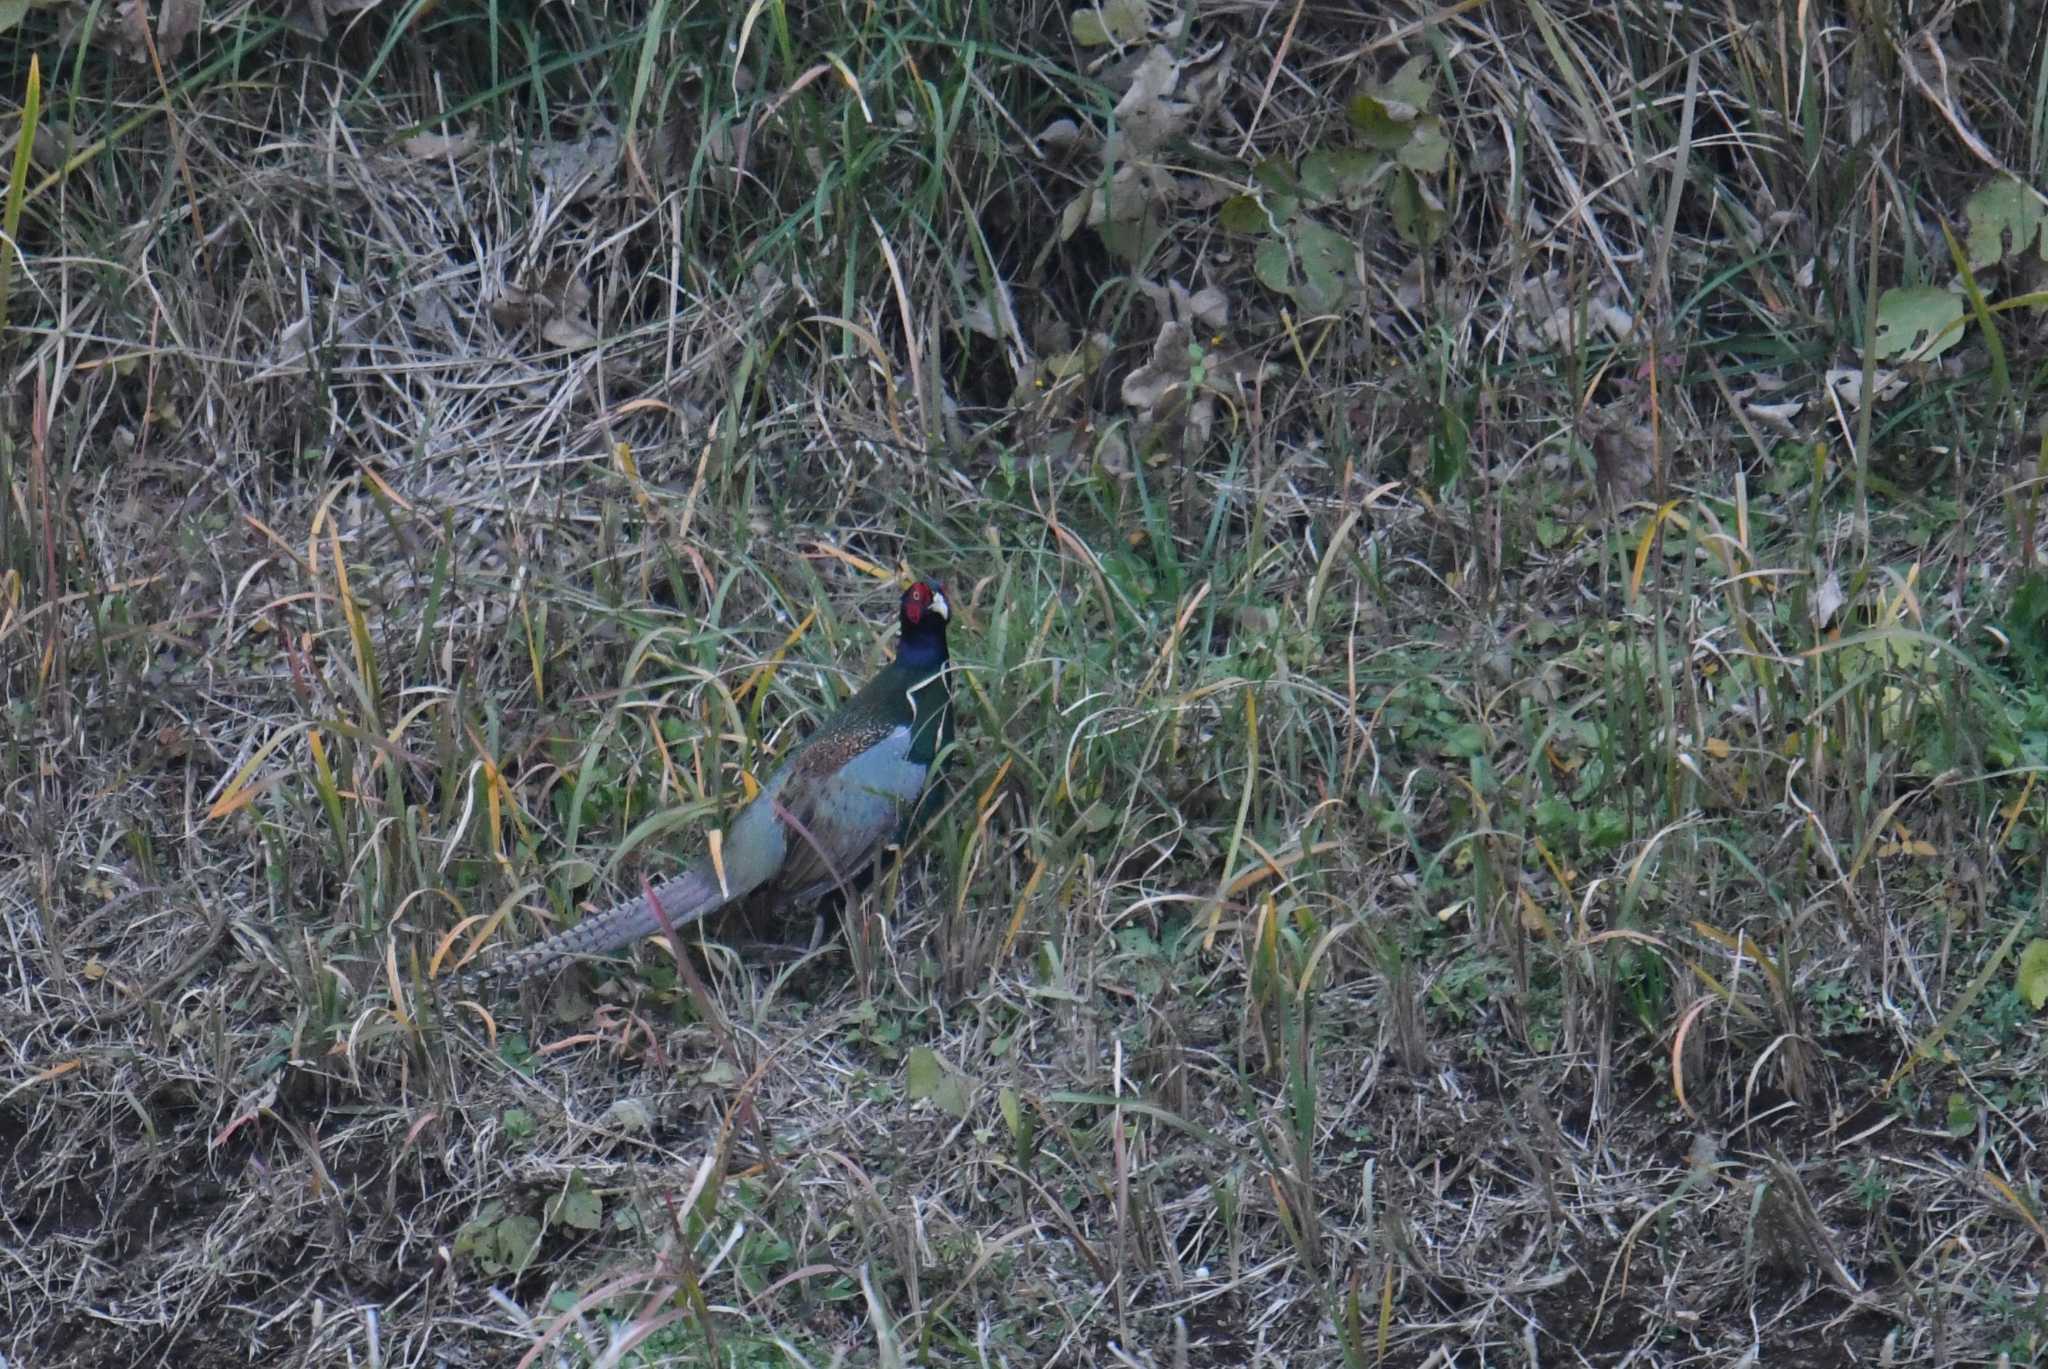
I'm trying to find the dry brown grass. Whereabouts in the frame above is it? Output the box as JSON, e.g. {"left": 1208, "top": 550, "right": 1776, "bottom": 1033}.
{"left": 5, "top": 1, "right": 2048, "bottom": 1365}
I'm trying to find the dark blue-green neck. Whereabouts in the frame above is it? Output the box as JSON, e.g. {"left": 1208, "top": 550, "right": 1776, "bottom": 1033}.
{"left": 896, "top": 633, "right": 946, "bottom": 673}
{"left": 893, "top": 642, "right": 950, "bottom": 767}
{"left": 892, "top": 596, "right": 950, "bottom": 767}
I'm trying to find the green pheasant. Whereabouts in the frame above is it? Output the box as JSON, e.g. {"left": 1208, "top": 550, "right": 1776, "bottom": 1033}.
{"left": 454, "top": 580, "right": 953, "bottom": 990}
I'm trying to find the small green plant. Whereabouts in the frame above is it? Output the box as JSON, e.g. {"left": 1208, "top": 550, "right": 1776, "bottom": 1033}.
{"left": 1218, "top": 55, "right": 1452, "bottom": 313}
{"left": 1841, "top": 1162, "right": 1893, "bottom": 1211}
{"left": 454, "top": 1200, "right": 544, "bottom": 1278}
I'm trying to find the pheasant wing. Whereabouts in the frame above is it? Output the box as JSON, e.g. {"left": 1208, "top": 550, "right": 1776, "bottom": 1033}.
{"left": 770, "top": 720, "right": 928, "bottom": 901}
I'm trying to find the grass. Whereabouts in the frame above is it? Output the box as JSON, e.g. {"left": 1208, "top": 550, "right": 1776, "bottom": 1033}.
{"left": 5, "top": 0, "right": 2048, "bottom": 1365}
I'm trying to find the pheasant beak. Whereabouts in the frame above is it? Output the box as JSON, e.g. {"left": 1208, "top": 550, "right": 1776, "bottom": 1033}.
{"left": 928, "top": 588, "right": 949, "bottom": 621}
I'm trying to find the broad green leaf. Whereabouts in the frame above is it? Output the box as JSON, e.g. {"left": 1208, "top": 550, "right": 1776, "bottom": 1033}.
{"left": 1292, "top": 220, "right": 1355, "bottom": 311}
{"left": 494, "top": 1214, "right": 543, "bottom": 1274}
{"left": 1255, "top": 220, "right": 1357, "bottom": 314}
{"left": 1348, "top": 95, "right": 1409, "bottom": 148}
{"left": 907, "top": 1046, "right": 971, "bottom": 1118}
{"left": 1250, "top": 237, "right": 1290, "bottom": 305}
{"left": 2018, "top": 938, "right": 2048, "bottom": 1010}
{"left": 998, "top": 1086, "right": 1023, "bottom": 1138}
{"left": 1440, "top": 722, "right": 1486, "bottom": 759}
{"left": 1300, "top": 147, "right": 1380, "bottom": 203}
{"left": 1964, "top": 177, "right": 2045, "bottom": 269}
{"left": 906, "top": 1044, "right": 939, "bottom": 1096}
{"left": 0, "top": 0, "right": 66, "bottom": 37}
{"left": 1101, "top": 0, "right": 1147, "bottom": 43}
{"left": 1380, "top": 54, "right": 1435, "bottom": 113}
{"left": 547, "top": 1174, "right": 603, "bottom": 1231}
{"left": 1097, "top": 213, "right": 1155, "bottom": 262}
{"left": 600, "top": 1097, "right": 654, "bottom": 1134}
{"left": 1253, "top": 158, "right": 1301, "bottom": 195}
{"left": 1349, "top": 57, "right": 1437, "bottom": 148}
{"left": 1873, "top": 286, "right": 1967, "bottom": 363}
{"left": 1388, "top": 169, "right": 1446, "bottom": 246}
{"left": 1219, "top": 193, "right": 1269, "bottom": 234}
{"left": 1398, "top": 116, "right": 1450, "bottom": 175}
{"left": 1046, "top": 338, "right": 1105, "bottom": 379}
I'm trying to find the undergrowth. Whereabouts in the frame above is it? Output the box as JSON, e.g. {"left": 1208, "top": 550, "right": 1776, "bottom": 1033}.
{"left": 4, "top": 1, "right": 2048, "bottom": 1365}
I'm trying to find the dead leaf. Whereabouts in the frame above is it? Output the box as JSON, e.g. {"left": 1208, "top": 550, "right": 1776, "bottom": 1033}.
{"left": 529, "top": 134, "right": 623, "bottom": 202}
{"left": 1824, "top": 367, "right": 1904, "bottom": 409}
{"left": 1178, "top": 40, "right": 1232, "bottom": 117}
{"left": 1110, "top": 47, "right": 1190, "bottom": 158}
{"left": 1744, "top": 399, "right": 1804, "bottom": 435}
{"left": 702, "top": 117, "right": 753, "bottom": 189}
{"left": 116, "top": 0, "right": 150, "bottom": 61}
{"left": 1038, "top": 117, "right": 1090, "bottom": 161}
{"left": 157, "top": 0, "right": 199, "bottom": 59}
{"left": 1183, "top": 284, "right": 1227, "bottom": 330}
{"left": 278, "top": 0, "right": 382, "bottom": 39}
{"left": 1120, "top": 315, "right": 1269, "bottom": 453}
{"left": 1588, "top": 415, "right": 1654, "bottom": 505}
{"left": 1092, "top": 161, "right": 1171, "bottom": 226}
{"left": 1513, "top": 270, "right": 1635, "bottom": 352}
{"left": 401, "top": 129, "right": 477, "bottom": 160}
{"left": 1138, "top": 277, "right": 1228, "bottom": 332}
{"left": 1393, "top": 256, "right": 1426, "bottom": 312}
{"left": 29, "top": 120, "right": 79, "bottom": 172}
{"left": 1121, "top": 321, "right": 1191, "bottom": 413}
{"left": 1058, "top": 187, "right": 1095, "bottom": 242}
{"left": 541, "top": 314, "right": 600, "bottom": 350}
{"left": 492, "top": 271, "right": 596, "bottom": 347}
{"left": 1093, "top": 426, "right": 1132, "bottom": 476}
{"left": 1810, "top": 569, "right": 1844, "bottom": 630}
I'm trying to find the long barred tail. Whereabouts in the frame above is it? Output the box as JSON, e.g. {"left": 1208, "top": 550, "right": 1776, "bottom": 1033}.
{"left": 451, "top": 865, "right": 731, "bottom": 992}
